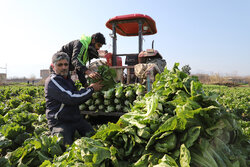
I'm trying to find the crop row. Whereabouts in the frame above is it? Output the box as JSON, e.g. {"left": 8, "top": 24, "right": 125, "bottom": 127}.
{"left": 0, "top": 65, "right": 249, "bottom": 166}
{"left": 203, "top": 85, "right": 250, "bottom": 121}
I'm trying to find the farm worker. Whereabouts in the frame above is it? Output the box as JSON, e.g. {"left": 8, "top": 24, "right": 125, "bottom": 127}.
{"left": 45, "top": 52, "right": 103, "bottom": 145}
{"left": 50, "top": 32, "right": 106, "bottom": 87}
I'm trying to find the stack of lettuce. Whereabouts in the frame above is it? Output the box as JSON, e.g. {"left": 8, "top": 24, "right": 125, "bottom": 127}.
{"left": 42, "top": 63, "right": 249, "bottom": 167}
{"left": 79, "top": 83, "right": 146, "bottom": 113}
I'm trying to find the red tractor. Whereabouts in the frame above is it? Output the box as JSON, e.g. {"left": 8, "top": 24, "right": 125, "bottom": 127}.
{"left": 82, "top": 14, "right": 166, "bottom": 121}
{"left": 101, "top": 14, "right": 166, "bottom": 87}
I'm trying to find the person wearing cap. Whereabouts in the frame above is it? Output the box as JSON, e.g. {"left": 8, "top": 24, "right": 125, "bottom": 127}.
{"left": 45, "top": 52, "right": 103, "bottom": 145}
{"left": 51, "top": 32, "right": 106, "bottom": 87}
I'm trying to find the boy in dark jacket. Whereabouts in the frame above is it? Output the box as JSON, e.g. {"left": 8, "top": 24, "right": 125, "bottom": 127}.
{"left": 45, "top": 52, "right": 103, "bottom": 145}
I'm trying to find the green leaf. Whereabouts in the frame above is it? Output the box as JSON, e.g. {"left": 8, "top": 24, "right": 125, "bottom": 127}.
{"left": 184, "top": 126, "right": 201, "bottom": 148}
{"left": 154, "top": 154, "right": 178, "bottom": 167}
{"left": 132, "top": 154, "right": 150, "bottom": 167}
{"left": 180, "top": 144, "right": 191, "bottom": 167}
{"left": 0, "top": 133, "right": 12, "bottom": 149}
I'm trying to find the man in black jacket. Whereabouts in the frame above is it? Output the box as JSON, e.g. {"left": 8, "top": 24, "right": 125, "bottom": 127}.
{"left": 45, "top": 52, "right": 103, "bottom": 145}
{"left": 51, "top": 32, "right": 106, "bottom": 87}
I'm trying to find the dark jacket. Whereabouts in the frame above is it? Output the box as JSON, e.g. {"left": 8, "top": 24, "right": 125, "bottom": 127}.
{"left": 44, "top": 74, "right": 94, "bottom": 128}
{"left": 58, "top": 40, "right": 98, "bottom": 85}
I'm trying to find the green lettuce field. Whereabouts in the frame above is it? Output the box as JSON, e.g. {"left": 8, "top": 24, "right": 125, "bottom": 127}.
{"left": 0, "top": 64, "right": 249, "bottom": 167}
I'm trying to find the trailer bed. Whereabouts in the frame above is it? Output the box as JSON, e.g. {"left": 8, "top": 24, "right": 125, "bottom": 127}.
{"left": 80, "top": 110, "right": 125, "bottom": 125}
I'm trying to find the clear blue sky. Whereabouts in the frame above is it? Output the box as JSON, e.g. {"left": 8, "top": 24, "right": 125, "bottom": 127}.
{"left": 0, "top": 0, "right": 249, "bottom": 78}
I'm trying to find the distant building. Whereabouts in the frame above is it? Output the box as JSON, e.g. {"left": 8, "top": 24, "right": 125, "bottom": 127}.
{"left": 0, "top": 73, "right": 7, "bottom": 83}
{"left": 40, "top": 69, "right": 49, "bottom": 79}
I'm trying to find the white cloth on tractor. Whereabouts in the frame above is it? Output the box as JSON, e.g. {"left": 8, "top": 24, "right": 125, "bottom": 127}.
{"left": 134, "top": 59, "right": 166, "bottom": 79}
{"left": 134, "top": 63, "right": 160, "bottom": 79}
{"left": 88, "top": 60, "right": 107, "bottom": 72}
{"left": 146, "top": 58, "right": 166, "bottom": 73}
